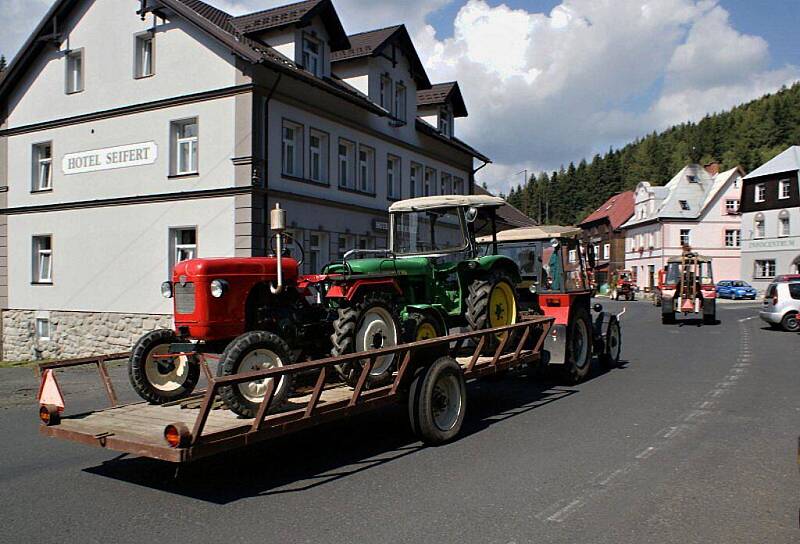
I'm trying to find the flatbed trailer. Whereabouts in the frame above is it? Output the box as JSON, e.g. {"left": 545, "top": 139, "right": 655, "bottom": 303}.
{"left": 37, "top": 315, "right": 553, "bottom": 464}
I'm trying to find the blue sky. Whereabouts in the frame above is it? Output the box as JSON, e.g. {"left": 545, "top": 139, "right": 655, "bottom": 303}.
{"left": 1, "top": 0, "right": 798, "bottom": 192}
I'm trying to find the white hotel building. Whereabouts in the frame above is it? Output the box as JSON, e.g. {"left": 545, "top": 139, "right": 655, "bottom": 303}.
{"left": 0, "top": 0, "right": 490, "bottom": 360}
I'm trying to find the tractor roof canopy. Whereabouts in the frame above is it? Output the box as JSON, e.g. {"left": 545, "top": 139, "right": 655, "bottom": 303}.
{"left": 389, "top": 195, "right": 504, "bottom": 212}
{"left": 476, "top": 225, "right": 581, "bottom": 243}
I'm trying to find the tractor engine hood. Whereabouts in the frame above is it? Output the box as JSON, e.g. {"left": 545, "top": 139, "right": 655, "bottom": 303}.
{"left": 331, "top": 257, "right": 432, "bottom": 276}
{"left": 173, "top": 257, "right": 299, "bottom": 281}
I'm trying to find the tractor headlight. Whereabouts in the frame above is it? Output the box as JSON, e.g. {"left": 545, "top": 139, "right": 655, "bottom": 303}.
{"left": 210, "top": 279, "right": 228, "bottom": 298}
{"left": 161, "top": 281, "right": 173, "bottom": 299}
{"left": 529, "top": 284, "right": 538, "bottom": 294}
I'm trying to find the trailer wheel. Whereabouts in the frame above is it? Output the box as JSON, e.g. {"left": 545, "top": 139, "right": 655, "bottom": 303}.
{"left": 466, "top": 271, "right": 519, "bottom": 352}
{"left": 332, "top": 293, "right": 401, "bottom": 388}
{"left": 128, "top": 329, "right": 199, "bottom": 404}
{"left": 563, "top": 308, "right": 592, "bottom": 383}
{"left": 408, "top": 357, "right": 466, "bottom": 445}
{"left": 598, "top": 317, "right": 622, "bottom": 368}
{"left": 218, "top": 331, "right": 293, "bottom": 418}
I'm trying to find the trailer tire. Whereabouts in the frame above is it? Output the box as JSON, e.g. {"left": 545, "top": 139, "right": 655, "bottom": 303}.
{"left": 466, "top": 271, "right": 519, "bottom": 352}
{"left": 128, "top": 329, "right": 200, "bottom": 404}
{"left": 218, "top": 331, "right": 293, "bottom": 418}
{"left": 598, "top": 316, "right": 622, "bottom": 368}
{"left": 562, "top": 308, "right": 593, "bottom": 383}
{"left": 408, "top": 357, "right": 466, "bottom": 445}
{"left": 332, "top": 293, "right": 401, "bottom": 388}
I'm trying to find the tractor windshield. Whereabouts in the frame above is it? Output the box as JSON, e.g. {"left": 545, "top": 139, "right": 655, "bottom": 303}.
{"left": 665, "top": 261, "right": 714, "bottom": 285}
{"left": 392, "top": 207, "right": 468, "bottom": 255}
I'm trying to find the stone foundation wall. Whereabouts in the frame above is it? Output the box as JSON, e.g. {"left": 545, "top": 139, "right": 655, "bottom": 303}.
{"left": 1, "top": 309, "right": 172, "bottom": 362}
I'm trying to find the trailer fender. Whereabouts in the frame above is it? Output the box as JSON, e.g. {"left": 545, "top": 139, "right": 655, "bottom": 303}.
{"left": 543, "top": 324, "right": 567, "bottom": 365}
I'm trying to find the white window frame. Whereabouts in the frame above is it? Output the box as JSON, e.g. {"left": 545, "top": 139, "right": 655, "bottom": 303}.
{"left": 754, "top": 215, "right": 766, "bottom": 239}
{"left": 301, "top": 35, "right": 322, "bottom": 77}
{"left": 170, "top": 118, "right": 198, "bottom": 176}
{"left": 724, "top": 229, "right": 741, "bottom": 248}
{"left": 410, "top": 162, "right": 422, "bottom": 198}
{"left": 453, "top": 176, "right": 465, "bottom": 195}
{"left": 357, "top": 144, "right": 375, "bottom": 194}
{"left": 394, "top": 81, "right": 406, "bottom": 122}
{"left": 754, "top": 259, "right": 776, "bottom": 279}
{"left": 380, "top": 74, "right": 393, "bottom": 112}
{"left": 438, "top": 107, "right": 452, "bottom": 137}
{"left": 338, "top": 138, "right": 356, "bottom": 189}
{"left": 441, "top": 172, "right": 453, "bottom": 195}
{"left": 387, "top": 154, "right": 401, "bottom": 200}
{"left": 65, "top": 49, "right": 84, "bottom": 94}
{"left": 725, "top": 199, "right": 739, "bottom": 214}
{"left": 35, "top": 318, "right": 51, "bottom": 341}
{"left": 755, "top": 183, "right": 766, "bottom": 203}
{"left": 779, "top": 179, "right": 791, "bottom": 200}
{"left": 779, "top": 211, "right": 790, "bottom": 237}
{"left": 281, "top": 120, "right": 303, "bottom": 178}
{"left": 134, "top": 33, "right": 154, "bottom": 79}
{"left": 306, "top": 231, "right": 327, "bottom": 274}
{"left": 169, "top": 227, "right": 197, "bottom": 274}
{"left": 679, "top": 229, "right": 691, "bottom": 247}
{"left": 32, "top": 142, "right": 53, "bottom": 192}
{"left": 424, "top": 167, "right": 436, "bottom": 196}
{"left": 308, "top": 128, "right": 329, "bottom": 184}
{"left": 32, "top": 235, "right": 53, "bottom": 284}
{"left": 603, "top": 243, "right": 611, "bottom": 259}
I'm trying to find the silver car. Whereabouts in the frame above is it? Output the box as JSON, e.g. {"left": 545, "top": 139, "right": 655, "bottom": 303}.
{"left": 759, "top": 277, "right": 800, "bottom": 332}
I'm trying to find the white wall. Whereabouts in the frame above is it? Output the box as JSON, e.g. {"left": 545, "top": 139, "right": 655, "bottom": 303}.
{"left": 6, "top": 0, "right": 240, "bottom": 129}
{"left": 8, "top": 197, "right": 235, "bottom": 314}
{"left": 8, "top": 96, "right": 237, "bottom": 207}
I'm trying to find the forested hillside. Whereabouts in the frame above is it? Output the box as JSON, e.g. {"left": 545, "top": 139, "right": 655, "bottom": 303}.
{"left": 506, "top": 82, "right": 800, "bottom": 225}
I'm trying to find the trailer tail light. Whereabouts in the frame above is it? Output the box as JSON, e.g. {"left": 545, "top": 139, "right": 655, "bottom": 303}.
{"left": 39, "top": 404, "right": 60, "bottom": 426}
{"left": 164, "top": 423, "right": 191, "bottom": 448}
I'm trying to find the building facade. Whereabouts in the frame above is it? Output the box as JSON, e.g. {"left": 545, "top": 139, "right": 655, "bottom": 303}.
{"left": 578, "top": 191, "right": 634, "bottom": 290}
{"left": 739, "top": 146, "right": 800, "bottom": 291}
{"left": 620, "top": 163, "right": 744, "bottom": 291}
{"left": 0, "top": 0, "right": 488, "bottom": 360}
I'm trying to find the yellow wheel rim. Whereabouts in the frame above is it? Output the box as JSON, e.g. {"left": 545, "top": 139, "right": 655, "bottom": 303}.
{"left": 488, "top": 281, "right": 517, "bottom": 328}
{"left": 416, "top": 322, "right": 438, "bottom": 341}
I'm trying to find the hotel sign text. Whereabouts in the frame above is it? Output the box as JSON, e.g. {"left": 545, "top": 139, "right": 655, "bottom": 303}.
{"left": 62, "top": 142, "right": 158, "bottom": 175}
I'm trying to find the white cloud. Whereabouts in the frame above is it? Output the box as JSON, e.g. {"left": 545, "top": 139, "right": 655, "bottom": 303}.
{"left": 0, "top": 0, "right": 52, "bottom": 63}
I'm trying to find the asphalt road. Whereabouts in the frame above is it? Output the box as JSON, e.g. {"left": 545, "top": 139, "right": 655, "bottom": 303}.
{"left": 1, "top": 300, "right": 797, "bottom": 544}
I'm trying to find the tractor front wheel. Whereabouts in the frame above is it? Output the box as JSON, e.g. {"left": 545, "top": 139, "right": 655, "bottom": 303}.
{"left": 598, "top": 317, "right": 622, "bottom": 368}
{"left": 218, "top": 331, "right": 293, "bottom": 418}
{"left": 466, "top": 271, "right": 519, "bottom": 351}
{"left": 128, "top": 329, "right": 200, "bottom": 404}
{"left": 331, "top": 293, "right": 401, "bottom": 388}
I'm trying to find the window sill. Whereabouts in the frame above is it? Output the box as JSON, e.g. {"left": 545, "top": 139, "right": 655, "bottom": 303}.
{"left": 283, "top": 174, "right": 330, "bottom": 188}
{"left": 338, "top": 186, "right": 376, "bottom": 198}
{"left": 168, "top": 173, "right": 199, "bottom": 180}
{"left": 778, "top": 196, "right": 790, "bottom": 200}
{"left": 31, "top": 281, "right": 53, "bottom": 286}
{"left": 31, "top": 188, "right": 53, "bottom": 194}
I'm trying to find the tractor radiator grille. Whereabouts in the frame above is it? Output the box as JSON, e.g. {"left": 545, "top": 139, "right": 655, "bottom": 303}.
{"left": 174, "top": 283, "right": 196, "bottom": 314}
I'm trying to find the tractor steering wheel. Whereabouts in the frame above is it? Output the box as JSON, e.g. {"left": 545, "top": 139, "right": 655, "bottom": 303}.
{"left": 269, "top": 232, "right": 305, "bottom": 267}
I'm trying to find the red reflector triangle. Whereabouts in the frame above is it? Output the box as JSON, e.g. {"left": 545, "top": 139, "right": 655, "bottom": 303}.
{"left": 38, "top": 369, "right": 65, "bottom": 411}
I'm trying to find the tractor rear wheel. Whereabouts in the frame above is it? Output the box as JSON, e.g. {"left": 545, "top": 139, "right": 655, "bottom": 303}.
{"left": 331, "top": 293, "right": 401, "bottom": 388}
{"left": 128, "top": 329, "right": 200, "bottom": 404}
{"left": 466, "top": 271, "right": 519, "bottom": 351}
{"left": 218, "top": 331, "right": 293, "bottom": 418}
{"left": 562, "top": 308, "right": 593, "bottom": 383}
{"left": 598, "top": 316, "right": 622, "bottom": 368}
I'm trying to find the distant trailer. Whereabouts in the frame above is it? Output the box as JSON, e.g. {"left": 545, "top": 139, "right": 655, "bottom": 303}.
{"left": 37, "top": 315, "right": 553, "bottom": 464}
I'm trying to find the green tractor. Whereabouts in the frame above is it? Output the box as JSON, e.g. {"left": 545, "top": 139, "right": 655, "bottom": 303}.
{"left": 322, "top": 195, "right": 522, "bottom": 387}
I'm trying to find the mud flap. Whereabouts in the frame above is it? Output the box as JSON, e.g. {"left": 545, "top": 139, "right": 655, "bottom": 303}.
{"left": 544, "top": 324, "right": 567, "bottom": 365}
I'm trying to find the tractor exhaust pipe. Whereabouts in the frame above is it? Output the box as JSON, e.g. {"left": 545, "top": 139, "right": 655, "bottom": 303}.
{"left": 270, "top": 204, "right": 287, "bottom": 295}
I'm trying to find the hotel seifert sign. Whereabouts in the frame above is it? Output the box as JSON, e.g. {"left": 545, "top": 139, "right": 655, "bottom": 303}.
{"left": 62, "top": 142, "right": 157, "bottom": 175}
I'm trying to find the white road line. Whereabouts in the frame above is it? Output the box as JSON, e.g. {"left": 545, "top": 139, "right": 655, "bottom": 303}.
{"left": 635, "top": 446, "right": 657, "bottom": 459}
{"left": 546, "top": 499, "right": 585, "bottom": 522}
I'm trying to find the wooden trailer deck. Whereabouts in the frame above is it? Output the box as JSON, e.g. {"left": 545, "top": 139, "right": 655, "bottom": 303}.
{"left": 38, "top": 316, "right": 553, "bottom": 463}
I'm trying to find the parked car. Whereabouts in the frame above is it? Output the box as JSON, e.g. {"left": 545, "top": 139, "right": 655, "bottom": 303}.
{"left": 759, "top": 277, "right": 800, "bottom": 332}
{"left": 716, "top": 280, "right": 758, "bottom": 300}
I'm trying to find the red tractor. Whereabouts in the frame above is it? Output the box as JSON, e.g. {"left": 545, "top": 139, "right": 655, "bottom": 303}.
{"left": 128, "top": 205, "right": 333, "bottom": 418}
{"left": 610, "top": 269, "right": 636, "bottom": 301}
{"left": 479, "top": 226, "right": 622, "bottom": 382}
{"left": 660, "top": 250, "right": 717, "bottom": 325}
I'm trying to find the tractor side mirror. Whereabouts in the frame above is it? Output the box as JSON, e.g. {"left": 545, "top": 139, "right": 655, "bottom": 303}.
{"left": 587, "top": 244, "right": 596, "bottom": 269}
{"left": 465, "top": 207, "right": 478, "bottom": 223}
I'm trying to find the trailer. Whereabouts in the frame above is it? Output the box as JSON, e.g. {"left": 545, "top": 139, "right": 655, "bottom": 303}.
{"left": 36, "top": 316, "right": 553, "bottom": 464}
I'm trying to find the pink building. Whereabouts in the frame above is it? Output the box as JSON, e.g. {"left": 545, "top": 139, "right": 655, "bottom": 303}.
{"left": 620, "top": 162, "right": 744, "bottom": 291}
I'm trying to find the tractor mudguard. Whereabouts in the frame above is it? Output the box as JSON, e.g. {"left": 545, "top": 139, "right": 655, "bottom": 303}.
{"left": 404, "top": 304, "right": 448, "bottom": 333}
{"left": 592, "top": 311, "right": 613, "bottom": 354}
{"left": 474, "top": 255, "right": 522, "bottom": 284}
{"left": 544, "top": 324, "right": 567, "bottom": 365}
{"left": 326, "top": 278, "right": 402, "bottom": 301}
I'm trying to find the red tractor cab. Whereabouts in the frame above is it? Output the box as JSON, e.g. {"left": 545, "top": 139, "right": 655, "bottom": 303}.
{"left": 128, "top": 205, "right": 333, "bottom": 418}
{"left": 660, "top": 250, "right": 717, "bottom": 324}
{"left": 610, "top": 269, "right": 636, "bottom": 301}
{"left": 479, "top": 226, "right": 622, "bottom": 382}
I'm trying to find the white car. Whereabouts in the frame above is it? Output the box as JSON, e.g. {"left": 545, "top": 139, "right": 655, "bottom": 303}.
{"left": 759, "top": 275, "right": 800, "bottom": 332}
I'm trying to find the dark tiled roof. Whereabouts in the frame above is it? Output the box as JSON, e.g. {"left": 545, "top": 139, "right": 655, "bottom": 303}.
{"left": 178, "top": 0, "right": 236, "bottom": 32}
{"left": 232, "top": 0, "right": 320, "bottom": 32}
{"left": 417, "top": 82, "right": 467, "bottom": 117}
{"left": 414, "top": 119, "right": 490, "bottom": 163}
{"left": 331, "top": 25, "right": 431, "bottom": 89}
{"left": 578, "top": 190, "right": 635, "bottom": 230}
{"left": 330, "top": 26, "right": 402, "bottom": 61}
{"left": 474, "top": 185, "right": 537, "bottom": 228}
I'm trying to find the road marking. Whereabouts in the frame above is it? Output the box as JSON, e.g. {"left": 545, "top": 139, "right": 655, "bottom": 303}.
{"left": 698, "top": 400, "right": 715, "bottom": 409}
{"left": 635, "top": 446, "right": 657, "bottom": 459}
{"left": 546, "top": 499, "right": 585, "bottom": 522}
{"left": 662, "top": 425, "right": 686, "bottom": 439}
{"left": 708, "top": 389, "right": 725, "bottom": 398}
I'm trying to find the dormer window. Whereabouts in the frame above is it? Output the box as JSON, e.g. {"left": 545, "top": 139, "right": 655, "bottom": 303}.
{"left": 380, "top": 74, "right": 392, "bottom": 112}
{"left": 394, "top": 82, "right": 406, "bottom": 123}
{"left": 302, "top": 35, "right": 321, "bottom": 77}
{"left": 65, "top": 49, "right": 84, "bottom": 94}
{"left": 438, "top": 108, "right": 452, "bottom": 137}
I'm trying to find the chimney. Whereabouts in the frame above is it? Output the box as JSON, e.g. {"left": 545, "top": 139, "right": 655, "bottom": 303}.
{"left": 703, "top": 161, "right": 720, "bottom": 176}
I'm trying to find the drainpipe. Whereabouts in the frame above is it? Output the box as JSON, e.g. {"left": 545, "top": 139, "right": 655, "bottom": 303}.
{"left": 262, "top": 73, "right": 283, "bottom": 241}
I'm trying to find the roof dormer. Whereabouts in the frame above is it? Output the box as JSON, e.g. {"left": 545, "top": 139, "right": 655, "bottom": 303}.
{"left": 417, "top": 82, "right": 468, "bottom": 138}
